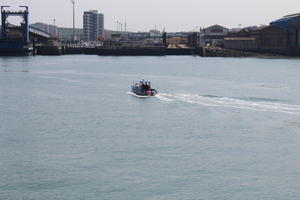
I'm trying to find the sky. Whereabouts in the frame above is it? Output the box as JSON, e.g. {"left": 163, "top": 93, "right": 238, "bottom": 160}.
{"left": 1, "top": 0, "right": 300, "bottom": 32}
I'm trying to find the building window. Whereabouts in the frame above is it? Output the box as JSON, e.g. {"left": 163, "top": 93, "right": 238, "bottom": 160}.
{"left": 210, "top": 28, "right": 223, "bottom": 33}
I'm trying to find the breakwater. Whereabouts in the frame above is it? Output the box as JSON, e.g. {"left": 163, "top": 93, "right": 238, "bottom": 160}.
{"left": 62, "top": 46, "right": 287, "bottom": 57}
{"left": 60, "top": 46, "right": 199, "bottom": 56}
{"left": 1, "top": 44, "right": 297, "bottom": 57}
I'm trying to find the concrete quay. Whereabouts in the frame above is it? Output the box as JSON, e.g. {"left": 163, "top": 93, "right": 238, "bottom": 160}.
{"left": 18, "top": 45, "right": 298, "bottom": 58}
{"left": 53, "top": 46, "right": 199, "bottom": 56}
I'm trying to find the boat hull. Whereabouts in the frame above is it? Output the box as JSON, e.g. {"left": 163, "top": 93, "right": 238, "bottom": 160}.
{"left": 0, "top": 40, "right": 33, "bottom": 56}
{"left": 131, "top": 86, "right": 157, "bottom": 96}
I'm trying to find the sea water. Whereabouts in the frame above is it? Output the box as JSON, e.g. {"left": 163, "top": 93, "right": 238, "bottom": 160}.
{"left": 0, "top": 55, "right": 300, "bottom": 200}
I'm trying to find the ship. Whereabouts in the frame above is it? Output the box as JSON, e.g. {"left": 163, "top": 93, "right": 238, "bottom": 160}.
{"left": 131, "top": 79, "right": 158, "bottom": 96}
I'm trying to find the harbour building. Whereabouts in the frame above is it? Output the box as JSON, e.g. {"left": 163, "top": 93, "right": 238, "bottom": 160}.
{"left": 200, "top": 25, "right": 229, "bottom": 46}
{"left": 83, "top": 10, "right": 104, "bottom": 42}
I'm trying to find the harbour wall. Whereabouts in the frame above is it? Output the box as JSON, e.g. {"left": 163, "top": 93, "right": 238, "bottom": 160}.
{"left": 1, "top": 43, "right": 299, "bottom": 57}
{"left": 62, "top": 47, "right": 199, "bottom": 56}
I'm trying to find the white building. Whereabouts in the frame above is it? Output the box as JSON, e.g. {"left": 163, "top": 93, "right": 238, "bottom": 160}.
{"left": 83, "top": 10, "right": 104, "bottom": 41}
{"left": 149, "top": 29, "right": 161, "bottom": 37}
{"left": 200, "top": 25, "right": 229, "bottom": 46}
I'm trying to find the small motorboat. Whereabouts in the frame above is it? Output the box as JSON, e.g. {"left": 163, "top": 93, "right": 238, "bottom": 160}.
{"left": 131, "top": 79, "right": 158, "bottom": 96}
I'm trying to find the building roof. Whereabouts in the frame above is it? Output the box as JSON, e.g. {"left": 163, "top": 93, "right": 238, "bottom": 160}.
{"left": 253, "top": 25, "right": 269, "bottom": 31}
{"left": 270, "top": 13, "right": 300, "bottom": 28}
{"left": 283, "top": 13, "right": 300, "bottom": 18}
{"left": 250, "top": 25, "right": 288, "bottom": 33}
{"left": 205, "top": 24, "right": 229, "bottom": 31}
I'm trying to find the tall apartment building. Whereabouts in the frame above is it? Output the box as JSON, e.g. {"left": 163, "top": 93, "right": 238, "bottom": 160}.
{"left": 83, "top": 10, "right": 104, "bottom": 41}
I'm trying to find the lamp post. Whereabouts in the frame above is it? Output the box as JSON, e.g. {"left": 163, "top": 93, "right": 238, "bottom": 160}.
{"left": 71, "top": 0, "right": 75, "bottom": 43}
{"left": 53, "top": 19, "right": 56, "bottom": 38}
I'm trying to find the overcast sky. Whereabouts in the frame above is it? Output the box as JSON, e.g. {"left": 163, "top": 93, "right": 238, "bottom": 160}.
{"left": 2, "top": 0, "right": 300, "bottom": 31}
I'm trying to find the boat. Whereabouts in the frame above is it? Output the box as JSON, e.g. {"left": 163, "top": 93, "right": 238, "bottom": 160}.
{"left": 131, "top": 79, "right": 158, "bottom": 96}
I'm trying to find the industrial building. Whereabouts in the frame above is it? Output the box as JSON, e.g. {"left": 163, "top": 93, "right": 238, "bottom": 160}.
{"left": 83, "top": 10, "right": 104, "bottom": 42}
{"left": 200, "top": 25, "right": 229, "bottom": 46}
{"left": 270, "top": 13, "right": 300, "bottom": 49}
{"left": 224, "top": 13, "right": 300, "bottom": 55}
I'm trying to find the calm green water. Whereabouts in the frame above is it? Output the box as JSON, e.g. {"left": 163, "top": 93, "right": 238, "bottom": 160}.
{"left": 0, "top": 55, "right": 300, "bottom": 200}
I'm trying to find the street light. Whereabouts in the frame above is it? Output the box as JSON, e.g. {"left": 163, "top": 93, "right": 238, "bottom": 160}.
{"left": 71, "top": 0, "right": 75, "bottom": 43}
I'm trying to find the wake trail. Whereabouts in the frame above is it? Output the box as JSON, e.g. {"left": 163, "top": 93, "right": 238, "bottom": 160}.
{"left": 38, "top": 76, "right": 86, "bottom": 84}
{"left": 127, "top": 91, "right": 151, "bottom": 98}
{"left": 156, "top": 93, "right": 300, "bottom": 115}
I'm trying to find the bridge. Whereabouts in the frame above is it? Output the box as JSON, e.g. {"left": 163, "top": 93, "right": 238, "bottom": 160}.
{"left": 0, "top": 25, "right": 52, "bottom": 41}
{"left": 1, "top": 6, "right": 52, "bottom": 42}
{"left": 0, "top": 6, "right": 55, "bottom": 56}
{"left": 29, "top": 26, "right": 51, "bottom": 40}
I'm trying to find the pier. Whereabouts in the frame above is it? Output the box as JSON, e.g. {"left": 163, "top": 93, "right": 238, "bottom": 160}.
{"left": 0, "top": 6, "right": 32, "bottom": 55}
{"left": 0, "top": 6, "right": 63, "bottom": 56}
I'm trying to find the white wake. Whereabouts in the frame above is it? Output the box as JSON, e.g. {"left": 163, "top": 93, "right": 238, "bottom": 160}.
{"left": 127, "top": 91, "right": 152, "bottom": 98}
{"left": 155, "top": 93, "right": 300, "bottom": 115}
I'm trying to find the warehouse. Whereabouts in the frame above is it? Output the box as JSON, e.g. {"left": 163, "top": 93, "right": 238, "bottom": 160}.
{"left": 224, "top": 13, "right": 300, "bottom": 55}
